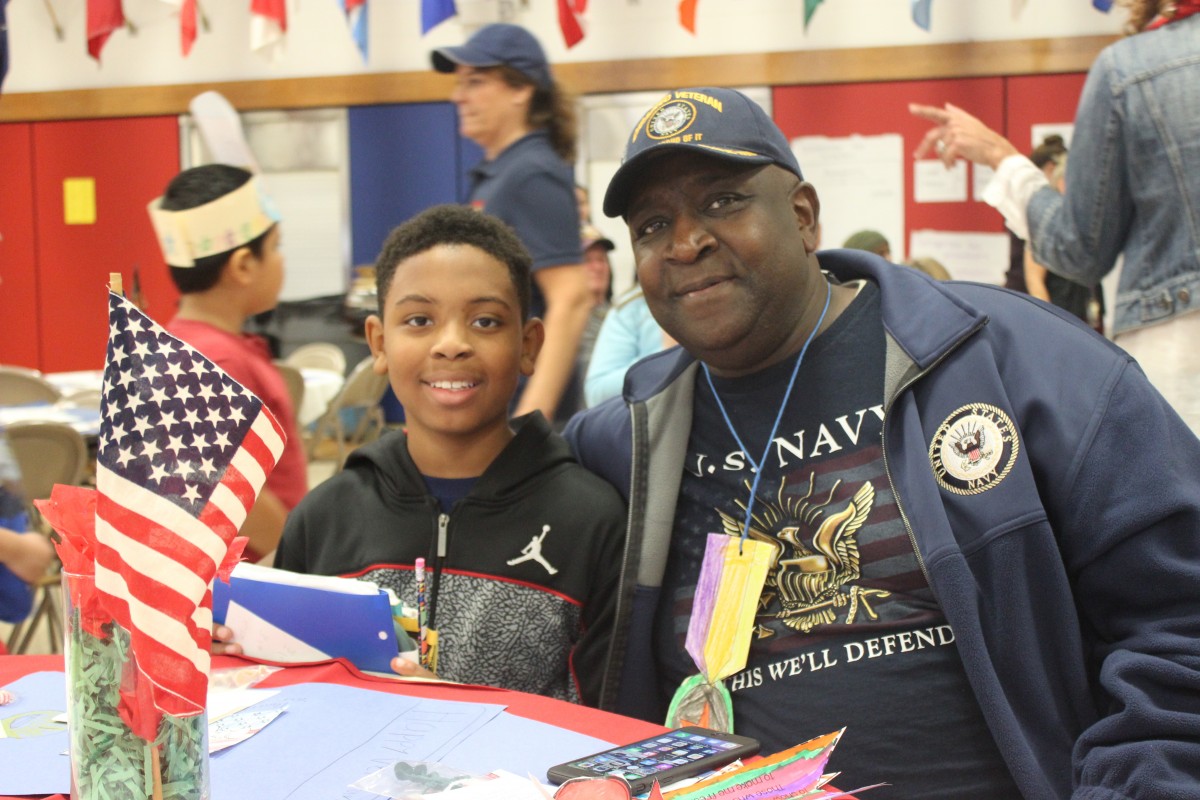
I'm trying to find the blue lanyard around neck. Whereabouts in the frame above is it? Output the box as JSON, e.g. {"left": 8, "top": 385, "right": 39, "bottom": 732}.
{"left": 702, "top": 279, "right": 833, "bottom": 552}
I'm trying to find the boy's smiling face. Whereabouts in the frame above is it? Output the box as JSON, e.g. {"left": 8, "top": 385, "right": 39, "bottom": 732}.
{"left": 366, "top": 243, "right": 542, "bottom": 469}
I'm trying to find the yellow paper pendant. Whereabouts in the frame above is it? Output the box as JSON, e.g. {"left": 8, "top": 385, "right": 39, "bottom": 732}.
{"left": 685, "top": 533, "right": 773, "bottom": 683}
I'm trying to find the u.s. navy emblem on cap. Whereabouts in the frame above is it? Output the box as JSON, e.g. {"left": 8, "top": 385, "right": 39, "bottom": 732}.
{"left": 929, "top": 403, "right": 1019, "bottom": 495}
{"left": 648, "top": 100, "right": 697, "bottom": 140}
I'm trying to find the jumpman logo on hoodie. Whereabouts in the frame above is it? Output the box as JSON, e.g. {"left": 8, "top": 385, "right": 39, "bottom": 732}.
{"left": 507, "top": 524, "right": 559, "bottom": 575}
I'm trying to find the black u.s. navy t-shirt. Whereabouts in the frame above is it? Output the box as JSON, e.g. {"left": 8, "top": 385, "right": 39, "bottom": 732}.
{"left": 653, "top": 281, "right": 1020, "bottom": 797}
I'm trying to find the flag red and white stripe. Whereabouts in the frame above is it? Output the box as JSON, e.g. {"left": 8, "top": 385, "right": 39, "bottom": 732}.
{"left": 93, "top": 292, "right": 284, "bottom": 731}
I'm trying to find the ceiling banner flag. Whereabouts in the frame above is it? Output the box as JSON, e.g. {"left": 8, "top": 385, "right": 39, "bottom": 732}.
{"left": 182, "top": 0, "right": 198, "bottom": 56}
{"left": 87, "top": 0, "right": 126, "bottom": 61}
{"left": 679, "top": 0, "right": 699, "bottom": 33}
{"left": 421, "top": 0, "right": 456, "bottom": 34}
{"left": 803, "top": 0, "right": 824, "bottom": 30}
{"left": 250, "top": 0, "right": 287, "bottom": 60}
{"left": 911, "top": 0, "right": 932, "bottom": 30}
{"left": 559, "top": 0, "right": 585, "bottom": 47}
{"left": 343, "top": 0, "right": 368, "bottom": 60}
{"left": 0, "top": 0, "right": 9, "bottom": 92}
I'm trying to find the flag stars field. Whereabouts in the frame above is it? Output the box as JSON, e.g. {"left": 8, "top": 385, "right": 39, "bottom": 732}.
{"left": 97, "top": 297, "right": 272, "bottom": 515}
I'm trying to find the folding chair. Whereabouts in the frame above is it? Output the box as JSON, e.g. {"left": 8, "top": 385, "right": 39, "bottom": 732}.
{"left": 273, "top": 361, "right": 307, "bottom": 420}
{"left": 2, "top": 420, "right": 88, "bottom": 654}
{"left": 0, "top": 366, "right": 62, "bottom": 405}
{"left": 284, "top": 342, "right": 347, "bottom": 376}
{"left": 307, "top": 356, "right": 390, "bottom": 469}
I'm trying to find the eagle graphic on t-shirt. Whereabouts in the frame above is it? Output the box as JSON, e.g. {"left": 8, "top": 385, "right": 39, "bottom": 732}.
{"left": 718, "top": 473, "right": 878, "bottom": 633}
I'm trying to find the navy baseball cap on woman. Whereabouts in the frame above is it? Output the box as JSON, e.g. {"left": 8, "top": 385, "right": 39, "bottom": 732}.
{"left": 431, "top": 23, "right": 552, "bottom": 90}
{"left": 602, "top": 88, "right": 804, "bottom": 218}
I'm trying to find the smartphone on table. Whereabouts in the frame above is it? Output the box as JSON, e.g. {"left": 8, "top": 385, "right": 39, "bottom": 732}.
{"left": 546, "top": 726, "right": 760, "bottom": 794}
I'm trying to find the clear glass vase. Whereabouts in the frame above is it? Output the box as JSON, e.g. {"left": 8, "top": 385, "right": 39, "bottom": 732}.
{"left": 63, "top": 572, "right": 210, "bottom": 800}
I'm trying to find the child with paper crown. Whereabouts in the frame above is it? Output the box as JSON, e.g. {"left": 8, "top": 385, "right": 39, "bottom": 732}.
{"left": 273, "top": 204, "right": 626, "bottom": 708}
{"left": 147, "top": 164, "right": 307, "bottom": 564}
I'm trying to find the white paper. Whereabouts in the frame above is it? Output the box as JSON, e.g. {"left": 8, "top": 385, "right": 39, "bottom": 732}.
{"left": 1030, "top": 123, "right": 1074, "bottom": 151}
{"left": 208, "top": 699, "right": 288, "bottom": 754}
{"left": 224, "top": 604, "right": 339, "bottom": 662}
{"left": 422, "top": 770, "right": 550, "bottom": 799}
{"left": 262, "top": 171, "right": 348, "bottom": 301}
{"left": 908, "top": 230, "right": 1012, "bottom": 285}
{"left": 228, "top": 562, "right": 382, "bottom": 595}
{"left": 791, "top": 133, "right": 906, "bottom": 261}
{"left": 208, "top": 687, "right": 282, "bottom": 722}
{"left": 914, "top": 159, "right": 968, "bottom": 203}
{"left": 973, "top": 164, "right": 996, "bottom": 202}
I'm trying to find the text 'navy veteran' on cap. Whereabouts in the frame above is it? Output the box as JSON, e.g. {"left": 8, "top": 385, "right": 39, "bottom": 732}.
{"left": 431, "top": 23, "right": 552, "bottom": 90}
{"left": 602, "top": 88, "right": 803, "bottom": 218}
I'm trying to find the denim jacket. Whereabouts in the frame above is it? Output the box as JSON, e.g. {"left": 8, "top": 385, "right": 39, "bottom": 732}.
{"left": 1027, "top": 14, "right": 1200, "bottom": 335}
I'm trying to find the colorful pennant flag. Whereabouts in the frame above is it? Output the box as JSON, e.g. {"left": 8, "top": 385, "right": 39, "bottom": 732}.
{"left": 181, "top": 0, "right": 198, "bottom": 55}
{"left": 91, "top": 291, "right": 284, "bottom": 735}
{"left": 558, "top": 0, "right": 585, "bottom": 47}
{"left": 679, "top": 0, "right": 699, "bottom": 33}
{"left": 803, "top": 0, "right": 824, "bottom": 30}
{"left": 250, "top": 0, "right": 287, "bottom": 60}
{"left": 157, "top": 0, "right": 198, "bottom": 56}
{"left": 87, "top": 0, "right": 126, "bottom": 61}
{"left": 661, "top": 730, "right": 858, "bottom": 800}
{"left": 342, "top": 0, "right": 368, "bottom": 60}
{"left": 0, "top": 0, "right": 9, "bottom": 93}
{"left": 421, "top": 0, "right": 456, "bottom": 34}
{"left": 911, "top": 0, "right": 932, "bottom": 30}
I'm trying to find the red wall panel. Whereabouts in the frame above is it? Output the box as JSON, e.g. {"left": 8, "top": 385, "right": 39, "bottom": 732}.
{"left": 31, "top": 117, "right": 181, "bottom": 373}
{"left": 1005, "top": 73, "right": 1087, "bottom": 152}
{"left": 0, "top": 124, "right": 42, "bottom": 368}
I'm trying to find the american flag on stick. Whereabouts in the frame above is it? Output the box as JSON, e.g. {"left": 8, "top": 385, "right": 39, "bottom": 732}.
{"left": 94, "top": 291, "right": 284, "bottom": 733}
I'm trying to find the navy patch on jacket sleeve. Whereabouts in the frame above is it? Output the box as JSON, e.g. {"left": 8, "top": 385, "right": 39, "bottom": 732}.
{"left": 928, "top": 403, "right": 1019, "bottom": 496}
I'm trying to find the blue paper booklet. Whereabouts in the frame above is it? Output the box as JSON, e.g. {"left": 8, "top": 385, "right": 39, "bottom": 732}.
{"left": 213, "top": 563, "right": 405, "bottom": 673}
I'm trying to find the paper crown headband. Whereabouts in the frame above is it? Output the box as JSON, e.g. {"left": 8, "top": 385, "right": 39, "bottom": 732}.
{"left": 147, "top": 176, "right": 281, "bottom": 268}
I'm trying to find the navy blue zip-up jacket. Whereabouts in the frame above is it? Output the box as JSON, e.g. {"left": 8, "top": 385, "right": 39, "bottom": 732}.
{"left": 565, "top": 249, "right": 1200, "bottom": 799}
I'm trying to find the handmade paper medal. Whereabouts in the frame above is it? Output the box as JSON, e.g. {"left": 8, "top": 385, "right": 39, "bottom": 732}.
{"left": 686, "top": 533, "right": 774, "bottom": 681}
{"left": 666, "top": 673, "right": 733, "bottom": 731}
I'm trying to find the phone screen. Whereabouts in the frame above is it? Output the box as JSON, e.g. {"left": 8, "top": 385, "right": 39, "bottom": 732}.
{"left": 547, "top": 727, "right": 759, "bottom": 793}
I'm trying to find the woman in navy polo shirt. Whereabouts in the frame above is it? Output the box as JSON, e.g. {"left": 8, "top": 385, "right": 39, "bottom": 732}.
{"left": 432, "top": 24, "right": 590, "bottom": 427}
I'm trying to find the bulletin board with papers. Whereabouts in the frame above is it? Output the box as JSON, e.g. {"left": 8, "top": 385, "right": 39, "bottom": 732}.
{"left": 773, "top": 73, "right": 1087, "bottom": 285}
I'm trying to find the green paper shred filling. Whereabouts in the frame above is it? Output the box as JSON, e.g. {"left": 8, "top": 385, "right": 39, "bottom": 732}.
{"left": 66, "top": 600, "right": 209, "bottom": 799}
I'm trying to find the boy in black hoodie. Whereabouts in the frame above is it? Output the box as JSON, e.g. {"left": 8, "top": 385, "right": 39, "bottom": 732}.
{"left": 274, "top": 205, "right": 626, "bottom": 708}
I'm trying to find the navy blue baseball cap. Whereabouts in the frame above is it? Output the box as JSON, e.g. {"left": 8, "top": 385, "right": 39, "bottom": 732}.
{"left": 431, "top": 23, "right": 552, "bottom": 90}
{"left": 603, "top": 88, "right": 804, "bottom": 218}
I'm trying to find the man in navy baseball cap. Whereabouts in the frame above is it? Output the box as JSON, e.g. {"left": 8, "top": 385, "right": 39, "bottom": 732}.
{"left": 431, "top": 23, "right": 552, "bottom": 90}
{"left": 567, "top": 82, "right": 1200, "bottom": 800}
{"left": 602, "top": 87, "right": 803, "bottom": 219}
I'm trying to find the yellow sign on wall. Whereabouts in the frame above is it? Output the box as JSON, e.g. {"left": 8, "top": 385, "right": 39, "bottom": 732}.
{"left": 63, "top": 177, "right": 97, "bottom": 225}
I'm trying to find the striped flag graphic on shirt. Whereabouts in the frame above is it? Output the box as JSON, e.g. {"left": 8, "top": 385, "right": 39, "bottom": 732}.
{"left": 94, "top": 292, "right": 284, "bottom": 724}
